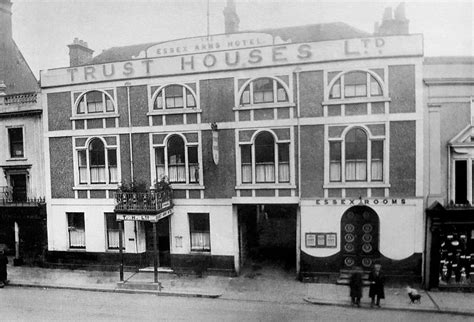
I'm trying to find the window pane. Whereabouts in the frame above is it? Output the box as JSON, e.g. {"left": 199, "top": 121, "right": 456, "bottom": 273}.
{"left": 370, "top": 76, "right": 383, "bottom": 96}
{"left": 346, "top": 160, "right": 367, "bottom": 181}
{"left": 87, "top": 91, "right": 104, "bottom": 113}
{"left": 155, "top": 147, "right": 165, "bottom": 165}
{"left": 165, "top": 85, "right": 184, "bottom": 109}
{"left": 154, "top": 91, "right": 163, "bottom": 109}
{"left": 255, "top": 132, "right": 275, "bottom": 163}
{"left": 241, "top": 145, "right": 252, "bottom": 183}
{"left": 105, "top": 95, "right": 114, "bottom": 112}
{"left": 253, "top": 78, "right": 273, "bottom": 103}
{"left": 329, "top": 141, "right": 341, "bottom": 182}
{"left": 330, "top": 79, "right": 341, "bottom": 99}
{"left": 89, "top": 139, "right": 105, "bottom": 166}
{"left": 355, "top": 84, "right": 367, "bottom": 96}
{"left": 345, "top": 128, "right": 367, "bottom": 160}
{"left": 344, "top": 72, "right": 366, "bottom": 85}
{"left": 371, "top": 140, "right": 383, "bottom": 181}
{"left": 278, "top": 143, "right": 289, "bottom": 162}
{"left": 241, "top": 85, "right": 250, "bottom": 105}
{"left": 329, "top": 141, "right": 341, "bottom": 161}
{"left": 9, "top": 128, "right": 24, "bottom": 158}
{"left": 188, "top": 146, "right": 199, "bottom": 183}
{"left": 77, "top": 96, "right": 86, "bottom": 114}
{"left": 344, "top": 85, "right": 356, "bottom": 97}
{"left": 107, "top": 149, "right": 117, "bottom": 166}
{"left": 78, "top": 150, "right": 87, "bottom": 184}
{"left": 276, "top": 82, "right": 288, "bottom": 102}
{"left": 167, "top": 136, "right": 185, "bottom": 165}
{"left": 371, "top": 140, "right": 383, "bottom": 160}
{"left": 455, "top": 160, "right": 468, "bottom": 204}
{"left": 186, "top": 89, "right": 196, "bottom": 107}
{"left": 166, "top": 85, "right": 182, "bottom": 97}
{"left": 189, "top": 213, "right": 210, "bottom": 231}
{"left": 106, "top": 213, "right": 123, "bottom": 250}
{"left": 189, "top": 213, "right": 210, "bottom": 251}
{"left": 68, "top": 213, "right": 85, "bottom": 248}
{"left": 188, "top": 146, "right": 198, "bottom": 164}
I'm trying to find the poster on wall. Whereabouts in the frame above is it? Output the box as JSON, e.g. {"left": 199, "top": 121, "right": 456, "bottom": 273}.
{"left": 326, "top": 233, "right": 337, "bottom": 247}
{"left": 305, "top": 233, "right": 316, "bottom": 247}
{"left": 306, "top": 232, "right": 337, "bottom": 248}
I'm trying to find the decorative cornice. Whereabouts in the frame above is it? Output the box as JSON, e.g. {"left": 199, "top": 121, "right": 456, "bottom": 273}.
{"left": 424, "top": 78, "right": 474, "bottom": 85}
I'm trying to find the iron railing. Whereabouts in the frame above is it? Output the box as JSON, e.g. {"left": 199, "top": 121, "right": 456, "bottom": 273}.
{"left": 4, "top": 93, "right": 38, "bottom": 105}
{"left": 0, "top": 186, "right": 45, "bottom": 205}
{"left": 114, "top": 190, "right": 173, "bottom": 213}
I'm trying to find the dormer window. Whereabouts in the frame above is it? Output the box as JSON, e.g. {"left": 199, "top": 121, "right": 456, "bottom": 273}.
{"left": 76, "top": 90, "right": 115, "bottom": 114}
{"left": 153, "top": 85, "right": 197, "bottom": 110}
{"left": 240, "top": 77, "right": 289, "bottom": 106}
{"left": 329, "top": 71, "right": 383, "bottom": 100}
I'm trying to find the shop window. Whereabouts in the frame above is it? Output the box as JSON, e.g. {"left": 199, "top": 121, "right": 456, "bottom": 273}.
{"left": 153, "top": 85, "right": 196, "bottom": 109}
{"left": 240, "top": 131, "right": 290, "bottom": 184}
{"left": 240, "top": 77, "right": 289, "bottom": 106}
{"left": 77, "top": 137, "right": 118, "bottom": 185}
{"left": 105, "top": 213, "right": 124, "bottom": 250}
{"left": 438, "top": 231, "right": 474, "bottom": 286}
{"left": 189, "top": 213, "right": 210, "bottom": 251}
{"left": 76, "top": 90, "right": 115, "bottom": 114}
{"left": 329, "top": 71, "right": 383, "bottom": 100}
{"left": 155, "top": 134, "right": 200, "bottom": 184}
{"left": 329, "top": 127, "right": 384, "bottom": 183}
{"left": 68, "top": 212, "right": 85, "bottom": 249}
{"left": 8, "top": 127, "right": 24, "bottom": 158}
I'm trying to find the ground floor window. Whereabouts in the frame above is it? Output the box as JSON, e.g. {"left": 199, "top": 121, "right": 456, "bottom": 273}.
{"left": 188, "top": 213, "right": 210, "bottom": 252}
{"left": 105, "top": 213, "right": 123, "bottom": 250}
{"left": 438, "top": 228, "right": 474, "bottom": 286}
{"left": 67, "top": 212, "right": 85, "bottom": 249}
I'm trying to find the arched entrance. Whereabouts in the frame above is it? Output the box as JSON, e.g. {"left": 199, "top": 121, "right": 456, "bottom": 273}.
{"left": 341, "top": 206, "right": 379, "bottom": 269}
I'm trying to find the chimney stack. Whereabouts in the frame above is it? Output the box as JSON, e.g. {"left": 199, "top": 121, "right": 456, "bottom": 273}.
{"left": 67, "top": 38, "right": 94, "bottom": 67}
{"left": 374, "top": 2, "right": 409, "bottom": 36}
{"left": 0, "top": 0, "right": 13, "bottom": 43}
{"left": 223, "top": 0, "right": 240, "bottom": 34}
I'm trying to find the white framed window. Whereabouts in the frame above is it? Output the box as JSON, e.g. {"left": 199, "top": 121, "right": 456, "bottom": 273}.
{"left": 329, "top": 127, "right": 384, "bottom": 183}
{"left": 152, "top": 84, "right": 197, "bottom": 110}
{"left": 105, "top": 213, "right": 124, "bottom": 250}
{"left": 329, "top": 71, "right": 383, "bottom": 100}
{"left": 68, "top": 212, "right": 85, "bottom": 249}
{"left": 154, "top": 134, "right": 200, "bottom": 185}
{"left": 189, "top": 213, "right": 210, "bottom": 252}
{"left": 74, "top": 90, "right": 116, "bottom": 115}
{"left": 240, "top": 131, "right": 290, "bottom": 184}
{"left": 76, "top": 137, "right": 119, "bottom": 185}
{"left": 7, "top": 126, "right": 24, "bottom": 158}
{"left": 239, "top": 77, "right": 289, "bottom": 106}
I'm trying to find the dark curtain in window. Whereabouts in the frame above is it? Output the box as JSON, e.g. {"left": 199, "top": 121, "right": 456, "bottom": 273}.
{"left": 255, "top": 132, "right": 275, "bottom": 163}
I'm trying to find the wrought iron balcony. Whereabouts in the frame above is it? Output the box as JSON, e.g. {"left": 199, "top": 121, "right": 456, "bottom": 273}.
{"left": 0, "top": 186, "right": 45, "bottom": 206}
{"left": 114, "top": 190, "right": 173, "bottom": 214}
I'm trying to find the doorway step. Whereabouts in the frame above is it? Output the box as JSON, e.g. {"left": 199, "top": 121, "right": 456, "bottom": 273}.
{"left": 336, "top": 269, "right": 371, "bottom": 286}
{"left": 138, "top": 266, "right": 173, "bottom": 273}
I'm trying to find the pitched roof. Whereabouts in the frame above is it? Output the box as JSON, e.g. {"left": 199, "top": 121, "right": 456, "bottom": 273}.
{"left": 0, "top": 40, "right": 38, "bottom": 95}
{"left": 91, "top": 22, "right": 370, "bottom": 65}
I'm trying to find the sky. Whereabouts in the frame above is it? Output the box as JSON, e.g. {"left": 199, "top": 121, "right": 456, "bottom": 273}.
{"left": 10, "top": 0, "right": 473, "bottom": 77}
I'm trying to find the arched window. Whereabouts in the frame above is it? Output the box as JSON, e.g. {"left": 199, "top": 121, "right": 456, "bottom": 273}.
{"left": 241, "top": 131, "right": 290, "bottom": 184}
{"left": 329, "top": 71, "right": 383, "bottom": 100}
{"left": 240, "top": 77, "right": 288, "bottom": 106}
{"left": 77, "top": 138, "right": 118, "bottom": 184}
{"left": 153, "top": 85, "right": 196, "bottom": 110}
{"left": 76, "top": 90, "right": 115, "bottom": 114}
{"left": 329, "top": 127, "right": 383, "bottom": 182}
{"left": 155, "top": 134, "right": 199, "bottom": 184}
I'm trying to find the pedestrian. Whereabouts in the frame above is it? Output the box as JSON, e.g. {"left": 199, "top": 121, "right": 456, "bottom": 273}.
{"left": 369, "top": 262, "right": 385, "bottom": 308}
{"left": 0, "top": 248, "right": 8, "bottom": 288}
{"left": 349, "top": 266, "right": 363, "bottom": 307}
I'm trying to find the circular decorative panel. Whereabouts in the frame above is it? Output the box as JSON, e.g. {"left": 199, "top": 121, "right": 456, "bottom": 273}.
{"left": 344, "top": 257, "right": 355, "bottom": 267}
{"left": 363, "top": 211, "right": 371, "bottom": 220}
{"left": 362, "top": 258, "right": 373, "bottom": 267}
{"left": 362, "top": 224, "right": 373, "bottom": 233}
{"left": 344, "top": 224, "right": 355, "bottom": 233}
{"left": 362, "top": 233, "right": 373, "bottom": 243}
{"left": 362, "top": 243, "right": 373, "bottom": 253}
{"left": 344, "top": 233, "right": 355, "bottom": 243}
{"left": 344, "top": 243, "right": 355, "bottom": 253}
{"left": 347, "top": 212, "right": 355, "bottom": 220}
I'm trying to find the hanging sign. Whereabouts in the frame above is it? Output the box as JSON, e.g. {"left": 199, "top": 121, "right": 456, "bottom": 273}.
{"left": 116, "top": 209, "right": 173, "bottom": 222}
{"left": 211, "top": 122, "right": 219, "bottom": 165}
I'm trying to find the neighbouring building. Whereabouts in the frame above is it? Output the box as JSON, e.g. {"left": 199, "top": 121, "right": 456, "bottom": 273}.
{"left": 40, "top": 2, "right": 425, "bottom": 282}
{"left": 424, "top": 57, "right": 474, "bottom": 289}
{"left": 0, "top": 0, "right": 46, "bottom": 265}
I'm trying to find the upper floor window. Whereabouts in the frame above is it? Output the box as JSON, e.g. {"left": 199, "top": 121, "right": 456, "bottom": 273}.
{"left": 76, "top": 90, "right": 115, "bottom": 114}
{"left": 8, "top": 127, "right": 24, "bottom": 158}
{"left": 329, "top": 71, "right": 383, "bottom": 100}
{"left": 241, "top": 131, "right": 290, "bottom": 184}
{"left": 77, "top": 138, "right": 118, "bottom": 185}
{"left": 240, "top": 77, "right": 289, "bottom": 106}
{"left": 329, "top": 127, "right": 384, "bottom": 182}
{"left": 155, "top": 134, "right": 199, "bottom": 184}
{"left": 153, "top": 84, "right": 197, "bottom": 110}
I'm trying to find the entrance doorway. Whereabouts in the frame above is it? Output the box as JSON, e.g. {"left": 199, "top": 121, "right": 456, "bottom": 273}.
{"left": 10, "top": 174, "right": 27, "bottom": 202}
{"left": 238, "top": 204, "right": 297, "bottom": 272}
{"left": 145, "top": 216, "right": 170, "bottom": 267}
{"left": 341, "top": 206, "right": 380, "bottom": 269}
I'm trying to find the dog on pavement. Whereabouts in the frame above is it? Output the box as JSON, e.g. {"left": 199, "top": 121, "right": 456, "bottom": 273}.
{"left": 406, "top": 286, "right": 421, "bottom": 304}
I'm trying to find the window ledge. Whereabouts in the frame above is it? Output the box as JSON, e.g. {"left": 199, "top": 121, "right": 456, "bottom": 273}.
{"left": 73, "top": 185, "right": 119, "bottom": 190}
{"left": 147, "top": 108, "right": 202, "bottom": 116}
{"left": 322, "top": 97, "right": 390, "bottom": 106}
{"left": 189, "top": 251, "right": 211, "bottom": 255}
{"left": 70, "top": 113, "right": 119, "bottom": 120}
{"left": 324, "top": 182, "right": 390, "bottom": 189}
{"left": 170, "top": 184, "right": 205, "bottom": 190}
{"left": 233, "top": 102, "right": 295, "bottom": 110}
{"left": 6, "top": 157, "right": 28, "bottom": 162}
{"left": 236, "top": 184, "right": 296, "bottom": 190}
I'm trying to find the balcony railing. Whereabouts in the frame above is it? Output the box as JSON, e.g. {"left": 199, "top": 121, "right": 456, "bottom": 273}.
{"left": 0, "top": 186, "right": 45, "bottom": 206}
{"left": 114, "top": 190, "right": 173, "bottom": 213}
{"left": 4, "top": 93, "right": 38, "bottom": 105}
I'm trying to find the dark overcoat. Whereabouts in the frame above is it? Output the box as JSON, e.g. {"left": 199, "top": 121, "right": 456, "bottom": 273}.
{"left": 368, "top": 270, "right": 385, "bottom": 298}
{"left": 0, "top": 253, "right": 8, "bottom": 282}
{"left": 349, "top": 271, "right": 363, "bottom": 298}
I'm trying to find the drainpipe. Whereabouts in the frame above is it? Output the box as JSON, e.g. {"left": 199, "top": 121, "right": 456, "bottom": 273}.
{"left": 294, "top": 68, "right": 302, "bottom": 277}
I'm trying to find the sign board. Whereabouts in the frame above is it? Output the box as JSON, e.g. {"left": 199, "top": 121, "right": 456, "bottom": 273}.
{"left": 116, "top": 208, "right": 173, "bottom": 222}
{"left": 41, "top": 35, "right": 423, "bottom": 87}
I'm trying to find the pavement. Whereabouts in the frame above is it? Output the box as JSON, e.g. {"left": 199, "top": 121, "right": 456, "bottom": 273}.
{"left": 3, "top": 262, "right": 474, "bottom": 317}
